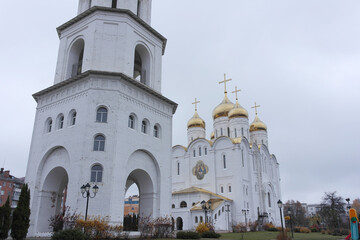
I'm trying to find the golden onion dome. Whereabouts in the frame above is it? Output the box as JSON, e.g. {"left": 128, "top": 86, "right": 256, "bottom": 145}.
{"left": 228, "top": 101, "right": 248, "bottom": 119}
{"left": 210, "top": 131, "right": 215, "bottom": 140}
{"left": 250, "top": 115, "right": 267, "bottom": 132}
{"left": 187, "top": 111, "right": 205, "bottom": 129}
{"left": 212, "top": 94, "right": 234, "bottom": 120}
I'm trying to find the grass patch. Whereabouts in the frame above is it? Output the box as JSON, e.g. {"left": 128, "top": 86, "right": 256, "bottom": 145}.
{"left": 220, "top": 232, "right": 343, "bottom": 240}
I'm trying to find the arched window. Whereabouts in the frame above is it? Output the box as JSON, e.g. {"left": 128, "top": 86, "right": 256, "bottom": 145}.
{"left": 96, "top": 107, "right": 108, "bottom": 123}
{"left": 46, "top": 118, "right": 52, "bottom": 133}
{"left": 222, "top": 206, "right": 224, "bottom": 212}
{"left": 192, "top": 202, "right": 196, "bottom": 206}
{"left": 218, "top": 210, "right": 221, "bottom": 216}
{"left": 70, "top": 111, "right": 77, "bottom": 125}
{"left": 153, "top": 125, "right": 160, "bottom": 138}
{"left": 66, "top": 39, "right": 85, "bottom": 79}
{"left": 220, "top": 128, "right": 223, "bottom": 136}
{"left": 133, "top": 44, "right": 151, "bottom": 86}
{"left": 56, "top": 114, "right": 64, "bottom": 129}
{"left": 193, "top": 150, "right": 196, "bottom": 157}
{"left": 228, "top": 185, "right": 232, "bottom": 192}
{"left": 195, "top": 216, "right": 198, "bottom": 223}
{"left": 235, "top": 128, "right": 237, "bottom": 138}
{"left": 141, "top": 120, "right": 147, "bottom": 133}
{"left": 268, "top": 192, "right": 271, "bottom": 207}
{"left": 128, "top": 115, "right": 135, "bottom": 129}
{"left": 215, "top": 214, "right": 217, "bottom": 220}
{"left": 223, "top": 155, "right": 226, "bottom": 169}
{"left": 220, "top": 186, "right": 224, "bottom": 193}
{"left": 91, "top": 164, "right": 103, "bottom": 182}
{"left": 172, "top": 204, "right": 175, "bottom": 209}
{"left": 112, "top": 0, "right": 117, "bottom": 8}
{"left": 241, "top": 128, "right": 244, "bottom": 136}
{"left": 200, "top": 216, "right": 203, "bottom": 223}
{"left": 241, "top": 149, "right": 244, "bottom": 167}
{"left": 180, "top": 201, "right": 187, "bottom": 208}
{"left": 93, "top": 135, "right": 105, "bottom": 151}
{"left": 137, "top": 0, "right": 141, "bottom": 16}
{"left": 204, "top": 147, "right": 207, "bottom": 155}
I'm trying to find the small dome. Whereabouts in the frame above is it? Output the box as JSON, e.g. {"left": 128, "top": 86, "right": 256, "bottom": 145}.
{"left": 187, "top": 111, "right": 205, "bottom": 129}
{"left": 250, "top": 115, "right": 267, "bottom": 132}
{"left": 210, "top": 131, "right": 215, "bottom": 140}
{"left": 228, "top": 101, "right": 248, "bottom": 119}
{"left": 212, "top": 94, "right": 234, "bottom": 120}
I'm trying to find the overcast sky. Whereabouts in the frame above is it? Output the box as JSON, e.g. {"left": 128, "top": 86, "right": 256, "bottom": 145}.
{"left": 1, "top": 1, "right": 359, "bottom": 205}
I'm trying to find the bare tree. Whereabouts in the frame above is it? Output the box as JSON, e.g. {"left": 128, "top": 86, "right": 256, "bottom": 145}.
{"left": 318, "top": 192, "right": 345, "bottom": 230}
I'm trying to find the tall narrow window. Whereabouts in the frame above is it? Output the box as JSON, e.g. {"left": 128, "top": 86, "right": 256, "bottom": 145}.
{"left": 235, "top": 128, "right": 237, "bottom": 138}
{"left": 195, "top": 216, "right": 198, "bottom": 223}
{"left": 241, "top": 128, "right": 244, "bottom": 136}
{"left": 59, "top": 116, "right": 64, "bottom": 129}
{"left": 128, "top": 115, "right": 134, "bottom": 129}
{"left": 220, "top": 128, "right": 223, "bottom": 136}
{"left": 204, "top": 148, "right": 207, "bottom": 155}
{"left": 93, "top": 135, "right": 105, "bottom": 151}
{"left": 268, "top": 192, "right": 271, "bottom": 207}
{"left": 177, "top": 162, "right": 180, "bottom": 175}
{"left": 241, "top": 149, "right": 244, "bottom": 167}
{"left": 223, "top": 155, "right": 226, "bottom": 169}
{"left": 133, "top": 45, "right": 150, "bottom": 86}
{"left": 47, "top": 119, "right": 52, "bottom": 132}
{"left": 227, "top": 127, "right": 230, "bottom": 137}
{"left": 112, "top": 0, "right": 117, "bottom": 8}
{"left": 153, "top": 125, "right": 159, "bottom": 138}
{"left": 91, "top": 164, "right": 103, "bottom": 182}
{"left": 221, "top": 186, "right": 224, "bottom": 193}
{"left": 200, "top": 216, "right": 203, "bottom": 223}
{"left": 199, "top": 147, "right": 201, "bottom": 156}
{"left": 96, "top": 107, "right": 108, "bottom": 123}
{"left": 71, "top": 112, "right": 77, "bottom": 125}
{"left": 141, "top": 121, "right": 147, "bottom": 133}
{"left": 193, "top": 150, "right": 196, "bottom": 157}
{"left": 137, "top": 0, "right": 141, "bottom": 16}
{"left": 67, "top": 39, "right": 85, "bottom": 79}
{"left": 229, "top": 185, "right": 232, "bottom": 192}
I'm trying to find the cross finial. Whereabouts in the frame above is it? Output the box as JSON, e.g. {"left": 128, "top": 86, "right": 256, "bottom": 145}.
{"left": 192, "top": 98, "right": 200, "bottom": 111}
{"left": 252, "top": 102, "right": 261, "bottom": 115}
{"left": 232, "top": 86, "right": 241, "bottom": 101}
{"left": 219, "top": 74, "right": 232, "bottom": 94}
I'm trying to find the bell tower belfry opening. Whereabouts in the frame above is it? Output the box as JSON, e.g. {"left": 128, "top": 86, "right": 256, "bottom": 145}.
{"left": 26, "top": 0, "right": 177, "bottom": 237}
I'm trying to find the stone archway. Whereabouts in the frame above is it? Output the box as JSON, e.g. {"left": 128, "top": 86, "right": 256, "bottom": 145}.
{"left": 37, "top": 167, "right": 68, "bottom": 233}
{"left": 125, "top": 169, "right": 154, "bottom": 218}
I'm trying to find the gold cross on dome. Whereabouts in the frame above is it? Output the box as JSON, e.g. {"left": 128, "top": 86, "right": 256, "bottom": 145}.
{"left": 252, "top": 102, "right": 261, "bottom": 115}
{"left": 232, "top": 86, "right": 241, "bottom": 100}
{"left": 219, "top": 74, "right": 232, "bottom": 93}
{"left": 192, "top": 98, "right": 200, "bottom": 111}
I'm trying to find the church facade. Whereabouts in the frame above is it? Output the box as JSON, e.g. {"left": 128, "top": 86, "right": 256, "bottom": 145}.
{"left": 170, "top": 80, "right": 282, "bottom": 231}
{"left": 25, "top": 0, "right": 177, "bottom": 237}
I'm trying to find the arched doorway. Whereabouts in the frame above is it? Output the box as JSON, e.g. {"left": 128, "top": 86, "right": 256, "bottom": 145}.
{"left": 176, "top": 217, "right": 183, "bottom": 230}
{"left": 124, "top": 183, "right": 140, "bottom": 231}
{"left": 37, "top": 167, "right": 68, "bottom": 233}
{"left": 125, "top": 169, "right": 154, "bottom": 218}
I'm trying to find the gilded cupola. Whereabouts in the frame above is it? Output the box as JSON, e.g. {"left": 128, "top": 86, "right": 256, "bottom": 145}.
{"left": 228, "top": 86, "right": 248, "bottom": 119}
{"left": 187, "top": 111, "right": 206, "bottom": 129}
{"left": 250, "top": 115, "right": 267, "bottom": 132}
{"left": 249, "top": 102, "right": 267, "bottom": 132}
{"left": 212, "top": 74, "right": 234, "bottom": 120}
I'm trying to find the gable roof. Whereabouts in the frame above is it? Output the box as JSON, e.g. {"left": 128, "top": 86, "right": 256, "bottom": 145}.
{"left": 172, "top": 186, "right": 232, "bottom": 201}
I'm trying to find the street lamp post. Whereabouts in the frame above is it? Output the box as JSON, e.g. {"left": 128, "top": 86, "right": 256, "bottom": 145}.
{"left": 80, "top": 183, "right": 99, "bottom": 221}
{"left": 345, "top": 198, "right": 351, "bottom": 230}
{"left": 201, "top": 200, "right": 212, "bottom": 223}
{"left": 277, "top": 200, "right": 284, "bottom": 233}
{"left": 241, "top": 209, "right": 249, "bottom": 228}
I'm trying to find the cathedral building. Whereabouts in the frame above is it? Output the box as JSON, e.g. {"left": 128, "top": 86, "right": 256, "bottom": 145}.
{"left": 170, "top": 77, "right": 282, "bottom": 231}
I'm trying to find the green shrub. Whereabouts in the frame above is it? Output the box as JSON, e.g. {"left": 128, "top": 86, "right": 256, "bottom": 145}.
{"left": 201, "top": 231, "right": 221, "bottom": 238}
{"left": 51, "top": 229, "right": 86, "bottom": 240}
{"left": 311, "top": 228, "right": 318, "bottom": 232}
{"left": 176, "top": 231, "right": 201, "bottom": 239}
{"left": 11, "top": 184, "right": 30, "bottom": 240}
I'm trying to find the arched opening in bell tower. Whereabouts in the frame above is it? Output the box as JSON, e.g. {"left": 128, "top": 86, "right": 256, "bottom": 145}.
{"left": 133, "top": 44, "right": 151, "bottom": 86}
{"left": 37, "top": 167, "right": 68, "bottom": 233}
{"left": 66, "top": 38, "right": 85, "bottom": 79}
{"left": 124, "top": 169, "right": 154, "bottom": 231}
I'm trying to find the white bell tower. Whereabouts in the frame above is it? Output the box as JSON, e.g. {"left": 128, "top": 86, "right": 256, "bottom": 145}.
{"left": 26, "top": 0, "right": 176, "bottom": 237}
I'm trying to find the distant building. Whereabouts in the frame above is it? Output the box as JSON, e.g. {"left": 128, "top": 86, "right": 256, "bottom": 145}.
{"left": 124, "top": 196, "right": 139, "bottom": 216}
{"left": 306, "top": 204, "right": 321, "bottom": 216}
{"left": 0, "top": 168, "right": 24, "bottom": 209}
